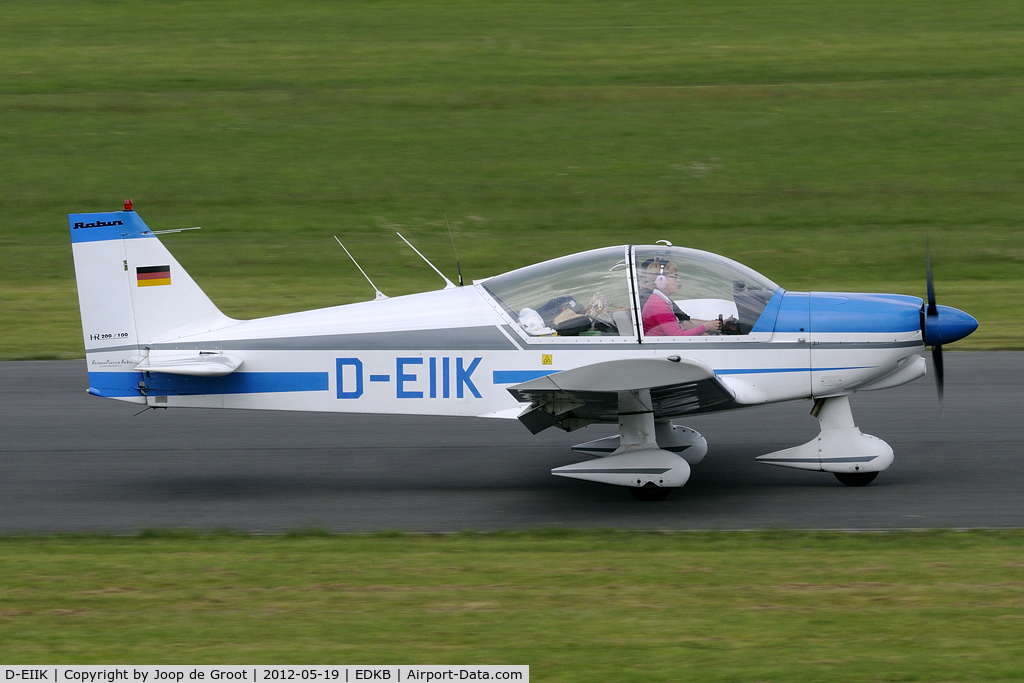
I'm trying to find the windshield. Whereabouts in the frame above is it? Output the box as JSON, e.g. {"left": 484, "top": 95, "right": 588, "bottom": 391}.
{"left": 634, "top": 246, "right": 778, "bottom": 336}
{"left": 482, "top": 246, "right": 634, "bottom": 337}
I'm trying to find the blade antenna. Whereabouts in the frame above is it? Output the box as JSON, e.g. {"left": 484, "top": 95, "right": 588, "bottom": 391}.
{"left": 397, "top": 232, "right": 457, "bottom": 289}
{"left": 334, "top": 236, "right": 387, "bottom": 300}
{"left": 444, "top": 212, "right": 463, "bottom": 287}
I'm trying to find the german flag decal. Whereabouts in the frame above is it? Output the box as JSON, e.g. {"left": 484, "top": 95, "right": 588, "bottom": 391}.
{"left": 137, "top": 265, "right": 171, "bottom": 287}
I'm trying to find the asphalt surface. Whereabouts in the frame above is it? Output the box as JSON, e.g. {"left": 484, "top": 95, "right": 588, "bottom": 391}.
{"left": 1, "top": 354, "right": 1021, "bottom": 532}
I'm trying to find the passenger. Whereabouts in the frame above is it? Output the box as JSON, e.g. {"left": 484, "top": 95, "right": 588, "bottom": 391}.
{"left": 641, "top": 260, "right": 723, "bottom": 336}
{"left": 636, "top": 257, "right": 659, "bottom": 311}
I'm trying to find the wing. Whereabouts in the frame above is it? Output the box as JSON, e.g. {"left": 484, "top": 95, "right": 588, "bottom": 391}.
{"left": 508, "top": 357, "right": 739, "bottom": 434}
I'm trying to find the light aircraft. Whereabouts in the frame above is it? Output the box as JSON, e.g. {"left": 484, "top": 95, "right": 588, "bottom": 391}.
{"left": 69, "top": 202, "right": 978, "bottom": 500}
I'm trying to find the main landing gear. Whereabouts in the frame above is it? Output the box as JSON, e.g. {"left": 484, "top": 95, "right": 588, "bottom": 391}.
{"left": 552, "top": 389, "right": 708, "bottom": 501}
{"left": 556, "top": 392, "right": 891, "bottom": 498}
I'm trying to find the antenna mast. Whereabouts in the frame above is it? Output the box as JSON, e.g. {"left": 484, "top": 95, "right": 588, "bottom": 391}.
{"left": 396, "top": 232, "right": 457, "bottom": 289}
{"left": 444, "top": 212, "right": 463, "bottom": 287}
{"left": 334, "top": 236, "right": 387, "bottom": 300}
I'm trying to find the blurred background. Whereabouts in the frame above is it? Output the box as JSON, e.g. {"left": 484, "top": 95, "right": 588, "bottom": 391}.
{"left": 3, "top": 0, "right": 1021, "bottom": 358}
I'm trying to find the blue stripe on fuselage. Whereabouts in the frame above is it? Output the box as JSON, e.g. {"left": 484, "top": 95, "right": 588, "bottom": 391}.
{"left": 87, "top": 371, "right": 146, "bottom": 397}
{"left": 87, "top": 371, "right": 329, "bottom": 397}
{"left": 493, "top": 369, "right": 558, "bottom": 384}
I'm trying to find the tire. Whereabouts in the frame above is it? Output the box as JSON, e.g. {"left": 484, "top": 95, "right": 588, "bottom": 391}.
{"left": 629, "top": 483, "right": 674, "bottom": 501}
{"left": 834, "top": 471, "right": 879, "bottom": 487}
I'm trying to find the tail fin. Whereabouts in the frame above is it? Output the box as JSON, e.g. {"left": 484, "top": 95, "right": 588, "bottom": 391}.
{"left": 69, "top": 209, "right": 235, "bottom": 399}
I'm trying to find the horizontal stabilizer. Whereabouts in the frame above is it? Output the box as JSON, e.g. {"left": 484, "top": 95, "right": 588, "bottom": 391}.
{"left": 135, "top": 352, "right": 243, "bottom": 377}
{"left": 552, "top": 448, "right": 691, "bottom": 488}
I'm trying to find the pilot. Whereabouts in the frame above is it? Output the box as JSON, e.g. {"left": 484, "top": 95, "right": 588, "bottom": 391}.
{"left": 641, "top": 259, "right": 723, "bottom": 336}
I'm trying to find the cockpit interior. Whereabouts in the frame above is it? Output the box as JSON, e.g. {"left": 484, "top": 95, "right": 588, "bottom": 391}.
{"left": 481, "top": 245, "right": 779, "bottom": 339}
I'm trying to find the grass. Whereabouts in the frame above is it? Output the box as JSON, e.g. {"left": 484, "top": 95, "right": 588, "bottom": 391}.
{"left": 2, "top": 0, "right": 1023, "bottom": 358}
{"left": 0, "top": 530, "right": 1022, "bottom": 680}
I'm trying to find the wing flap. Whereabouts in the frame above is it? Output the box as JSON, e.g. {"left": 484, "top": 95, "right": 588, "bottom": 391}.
{"left": 509, "top": 357, "right": 736, "bottom": 433}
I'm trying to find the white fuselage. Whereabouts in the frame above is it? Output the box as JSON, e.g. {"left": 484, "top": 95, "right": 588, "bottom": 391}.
{"left": 84, "top": 283, "right": 926, "bottom": 416}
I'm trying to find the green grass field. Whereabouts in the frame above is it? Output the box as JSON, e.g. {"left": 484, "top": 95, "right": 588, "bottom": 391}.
{"left": 2, "top": 0, "right": 1023, "bottom": 358}
{"left": 1, "top": 531, "right": 1023, "bottom": 680}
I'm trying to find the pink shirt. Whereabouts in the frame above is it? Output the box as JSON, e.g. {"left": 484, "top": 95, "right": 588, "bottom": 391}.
{"left": 642, "top": 290, "right": 706, "bottom": 337}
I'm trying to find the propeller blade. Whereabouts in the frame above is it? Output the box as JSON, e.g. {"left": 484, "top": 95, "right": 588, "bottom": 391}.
{"left": 925, "top": 239, "right": 937, "bottom": 317}
{"left": 924, "top": 240, "right": 954, "bottom": 409}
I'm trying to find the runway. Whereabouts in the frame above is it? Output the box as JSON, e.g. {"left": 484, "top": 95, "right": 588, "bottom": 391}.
{"left": 1, "top": 354, "right": 1021, "bottom": 532}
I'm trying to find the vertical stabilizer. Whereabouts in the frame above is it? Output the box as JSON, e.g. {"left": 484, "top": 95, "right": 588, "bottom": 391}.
{"left": 69, "top": 209, "right": 235, "bottom": 401}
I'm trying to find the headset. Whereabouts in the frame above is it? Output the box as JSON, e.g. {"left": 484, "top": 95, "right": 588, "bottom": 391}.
{"left": 645, "top": 258, "right": 670, "bottom": 291}
{"left": 655, "top": 263, "right": 668, "bottom": 291}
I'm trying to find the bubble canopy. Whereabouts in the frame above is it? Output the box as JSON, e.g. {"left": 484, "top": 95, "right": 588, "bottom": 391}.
{"left": 481, "top": 246, "right": 779, "bottom": 338}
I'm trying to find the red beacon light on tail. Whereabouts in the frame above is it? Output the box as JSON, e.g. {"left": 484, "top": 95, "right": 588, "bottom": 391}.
{"left": 124, "top": 199, "right": 133, "bottom": 211}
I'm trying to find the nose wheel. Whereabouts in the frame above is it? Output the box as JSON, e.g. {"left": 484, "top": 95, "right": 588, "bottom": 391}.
{"left": 834, "top": 471, "right": 878, "bottom": 487}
